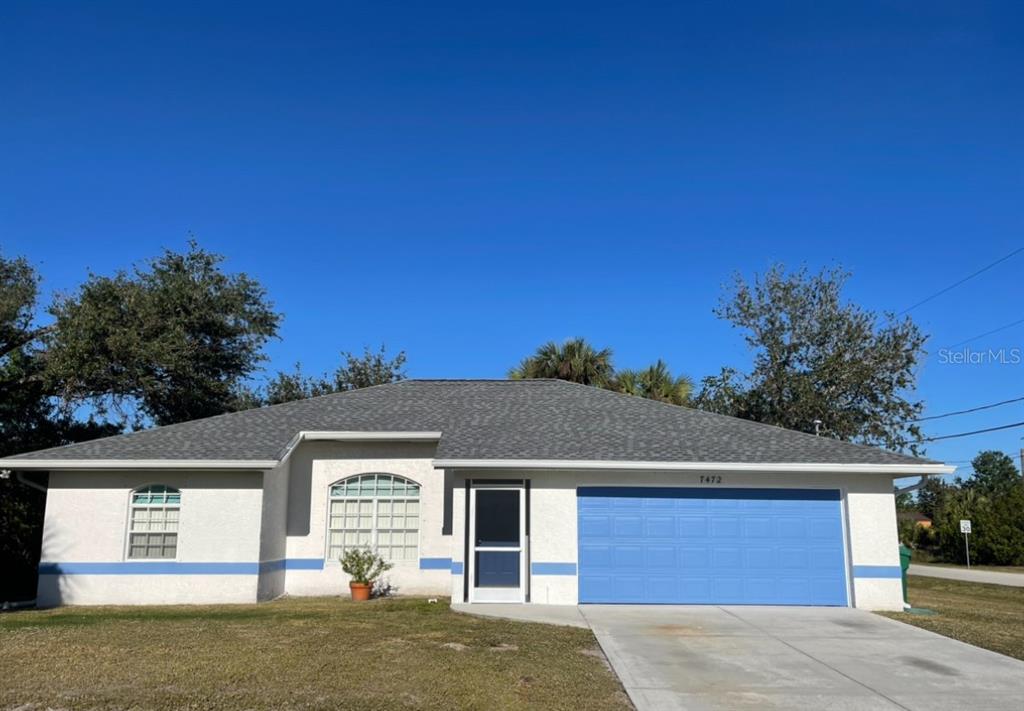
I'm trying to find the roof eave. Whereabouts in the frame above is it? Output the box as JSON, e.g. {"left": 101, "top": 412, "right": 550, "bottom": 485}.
{"left": 0, "top": 459, "right": 279, "bottom": 471}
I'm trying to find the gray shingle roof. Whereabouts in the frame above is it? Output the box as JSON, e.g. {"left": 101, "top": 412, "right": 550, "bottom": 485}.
{"left": 6, "top": 379, "right": 934, "bottom": 466}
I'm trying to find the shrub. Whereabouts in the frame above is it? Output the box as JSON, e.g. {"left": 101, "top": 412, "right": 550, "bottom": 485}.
{"left": 339, "top": 547, "right": 392, "bottom": 585}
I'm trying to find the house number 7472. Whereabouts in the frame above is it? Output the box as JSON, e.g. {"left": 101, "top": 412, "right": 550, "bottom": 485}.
{"left": 699, "top": 475, "right": 722, "bottom": 484}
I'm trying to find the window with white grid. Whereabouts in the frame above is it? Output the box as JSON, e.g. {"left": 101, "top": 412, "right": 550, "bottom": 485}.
{"left": 127, "top": 485, "right": 180, "bottom": 559}
{"left": 327, "top": 474, "right": 420, "bottom": 562}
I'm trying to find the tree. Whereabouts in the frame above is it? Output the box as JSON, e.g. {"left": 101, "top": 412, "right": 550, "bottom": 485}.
{"left": 510, "top": 338, "right": 694, "bottom": 406}
{"left": 915, "top": 476, "right": 950, "bottom": 520}
{"left": 894, "top": 487, "right": 914, "bottom": 513}
{"left": 694, "top": 265, "right": 926, "bottom": 454}
{"left": 45, "top": 242, "right": 281, "bottom": 426}
{"left": 509, "top": 338, "right": 614, "bottom": 386}
{"left": 334, "top": 345, "right": 407, "bottom": 391}
{"left": 0, "top": 252, "right": 119, "bottom": 601}
{"left": 614, "top": 360, "right": 694, "bottom": 405}
{"left": 932, "top": 484, "right": 1024, "bottom": 566}
{"left": 965, "top": 450, "right": 1021, "bottom": 497}
{"left": 261, "top": 346, "right": 407, "bottom": 405}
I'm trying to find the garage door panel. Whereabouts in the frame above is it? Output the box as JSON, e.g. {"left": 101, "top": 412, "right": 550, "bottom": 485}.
{"left": 577, "top": 487, "right": 848, "bottom": 606}
{"left": 579, "top": 514, "right": 612, "bottom": 537}
{"left": 679, "top": 517, "right": 709, "bottom": 536}
{"left": 711, "top": 516, "right": 741, "bottom": 537}
{"left": 613, "top": 516, "right": 643, "bottom": 537}
{"left": 645, "top": 516, "right": 674, "bottom": 537}
{"left": 646, "top": 545, "right": 675, "bottom": 568}
{"left": 744, "top": 517, "right": 772, "bottom": 537}
{"left": 744, "top": 547, "right": 775, "bottom": 568}
{"left": 712, "top": 547, "right": 742, "bottom": 568}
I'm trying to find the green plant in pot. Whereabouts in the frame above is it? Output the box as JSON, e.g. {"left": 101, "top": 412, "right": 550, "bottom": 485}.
{"left": 339, "top": 547, "right": 392, "bottom": 601}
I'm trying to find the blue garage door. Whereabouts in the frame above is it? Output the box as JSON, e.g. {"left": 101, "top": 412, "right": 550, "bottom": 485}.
{"left": 578, "top": 488, "right": 848, "bottom": 605}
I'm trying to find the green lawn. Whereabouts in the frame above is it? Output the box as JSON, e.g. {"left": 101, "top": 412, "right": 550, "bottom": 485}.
{"left": 0, "top": 597, "right": 630, "bottom": 710}
{"left": 879, "top": 576, "right": 1024, "bottom": 661}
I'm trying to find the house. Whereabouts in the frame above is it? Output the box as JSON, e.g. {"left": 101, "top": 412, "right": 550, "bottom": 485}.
{"left": 0, "top": 379, "right": 953, "bottom": 610}
{"left": 897, "top": 511, "right": 933, "bottom": 529}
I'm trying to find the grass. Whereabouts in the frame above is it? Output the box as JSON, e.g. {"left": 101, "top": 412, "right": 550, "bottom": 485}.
{"left": 0, "top": 596, "right": 630, "bottom": 710}
{"left": 879, "top": 576, "right": 1024, "bottom": 661}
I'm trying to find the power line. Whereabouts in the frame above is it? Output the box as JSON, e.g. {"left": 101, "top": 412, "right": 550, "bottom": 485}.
{"left": 911, "top": 395, "right": 1024, "bottom": 422}
{"left": 947, "top": 317, "right": 1024, "bottom": 348}
{"left": 918, "top": 421, "right": 1024, "bottom": 443}
{"left": 899, "top": 246, "right": 1024, "bottom": 315}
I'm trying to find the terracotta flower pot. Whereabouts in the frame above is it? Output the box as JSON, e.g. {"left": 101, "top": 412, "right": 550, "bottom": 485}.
{"left": 350, "top": 582, "right": 372, "bottom": 601}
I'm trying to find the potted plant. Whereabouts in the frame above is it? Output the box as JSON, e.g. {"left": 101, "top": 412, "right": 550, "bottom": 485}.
{"left": 339, "top": 547, "right": 392, "bottom": 601}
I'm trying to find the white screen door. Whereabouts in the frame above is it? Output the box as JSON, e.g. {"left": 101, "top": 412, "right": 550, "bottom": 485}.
{"left": 469, "top": 484, "right": 525, "bottom": 603}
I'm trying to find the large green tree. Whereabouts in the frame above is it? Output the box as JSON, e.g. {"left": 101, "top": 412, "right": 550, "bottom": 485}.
{"left": 0, "top": 253, "right": 118, "bottom": 601}
{"left": 45, "top": 242, "right": 282, "bottom": 426}
{"left": 965, "top": 450, "right": 1021, "bottom": 497}
{"left": 694, "top": 265, "right": 926, "bottom": 454}
{"left": 263, "top": 346, "right": 407, "bottom": 405}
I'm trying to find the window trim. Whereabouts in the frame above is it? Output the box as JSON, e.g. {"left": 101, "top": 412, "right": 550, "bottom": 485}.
{"left": 324, "top": 473, "right": 421, "bottom": 565}
{"left": 124, "top": 484, "right": 182, "bottom": 562}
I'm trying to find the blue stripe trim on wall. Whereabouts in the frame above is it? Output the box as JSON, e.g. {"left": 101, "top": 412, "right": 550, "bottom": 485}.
{"left": 39, "top": 559, "right": 329, "bottom": 575}
{"left": 419, "top": 557, "right": 452, "bottom": 570}
{"left": 531, "top": 562, "right": 577, "bottom": 576}
{"left": 852, "top": 565, "right": 902, "bottom": 579}
{"left": 39, "top": 562, "right": 259, "bottom": 575}
{"left": 451, "top": 561, "right": 464, "bottom": 575}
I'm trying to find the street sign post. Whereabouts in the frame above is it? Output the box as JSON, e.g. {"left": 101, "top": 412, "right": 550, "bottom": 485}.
{"left": 960, "top": 520, "right": 972, "bottom": 568}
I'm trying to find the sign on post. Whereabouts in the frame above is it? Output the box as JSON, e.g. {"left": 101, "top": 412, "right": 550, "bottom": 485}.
{"left": 960, "top": 519, "right": 972, "bottom": 568}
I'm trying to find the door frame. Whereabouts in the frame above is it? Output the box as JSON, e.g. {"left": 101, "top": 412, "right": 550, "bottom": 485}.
{"left": 468, "top": 481, "right": 527, "bottom": 603}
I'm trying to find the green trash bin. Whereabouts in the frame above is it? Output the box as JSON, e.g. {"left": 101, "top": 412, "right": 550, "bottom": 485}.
{"left": 899, "top": 544, "right": 912, "bottom": 605}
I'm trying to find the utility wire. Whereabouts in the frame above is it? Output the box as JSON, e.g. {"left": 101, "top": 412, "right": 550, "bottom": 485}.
{"left": 898, "top": 246, "right": 1024, "bottom": 315}
{"left": 947, "top": 317, "right": 1024, "bottom": 348}
{"left": 911, "top": 395, "right": 1024, "bottom": 422}
{"left": 918, "top": 421, "right": 1024, "bottom": 443}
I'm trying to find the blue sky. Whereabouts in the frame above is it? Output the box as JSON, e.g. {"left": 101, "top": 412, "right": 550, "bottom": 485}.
{"left": 2, "top": 2, "right": 1022, "bottom": 476}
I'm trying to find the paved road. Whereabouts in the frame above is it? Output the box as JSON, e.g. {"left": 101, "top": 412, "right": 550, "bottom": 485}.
{"left": 909, "top": 563, "right": 1024, "bottom": 587}
{"left": 580, "top": 605, "right": 1024, "bottom": 711}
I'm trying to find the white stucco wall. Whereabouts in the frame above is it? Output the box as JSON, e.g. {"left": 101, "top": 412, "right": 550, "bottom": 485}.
{"left": 282, "top": 441, "right": 452, "bottom": 597}
{"left": 257, "top": 459, "right": 290, "bottom": 601}
{"left": 38, "top": 470, "right": 264, "bottom": 606}
{"left": 450, "top": 469, "right": 905, "bottom": 610}
{"left": 36, "top": 456, "right": 905, "bottom": 610}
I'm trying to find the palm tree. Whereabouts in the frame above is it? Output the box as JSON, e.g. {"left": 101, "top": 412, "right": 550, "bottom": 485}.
{"left": 612, "top": 360, "right": 693, "bottom": 405}
{"left": 509, "top": 338, "right": 614, "bottom": 386}
{"left": 637, "top": 359, "right": 694, "bottom": 405}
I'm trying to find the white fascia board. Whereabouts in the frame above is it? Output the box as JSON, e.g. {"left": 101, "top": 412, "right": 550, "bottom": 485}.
{"left": 276, "top": 431, "right": 443, "bottom": 465}
{"left": 0, "top": 459, "right": 279, "bottom": 471}
{"left": 432, "top": 458, "right": 956, "bottom": 476}
{"left": 300, "top": 431, "right": 442, "bottom": 442}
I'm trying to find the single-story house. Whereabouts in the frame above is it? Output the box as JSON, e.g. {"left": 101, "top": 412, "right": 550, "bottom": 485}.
{"left": 897, "top": 511, "right": 933, "bottom": 529}
{"left": 1, "top": 379, "right": 953, "bottom": 610}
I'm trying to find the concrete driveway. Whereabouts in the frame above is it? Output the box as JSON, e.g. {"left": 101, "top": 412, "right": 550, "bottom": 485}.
{"left": 580, "top": 605, "right": 1024, "bottom": 711}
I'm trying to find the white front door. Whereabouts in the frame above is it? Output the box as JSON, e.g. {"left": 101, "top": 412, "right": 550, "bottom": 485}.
{"left": 469, "top": 483, "right": 526, "bottom": 603}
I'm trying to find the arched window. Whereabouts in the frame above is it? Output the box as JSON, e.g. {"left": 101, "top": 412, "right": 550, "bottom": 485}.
{"left": 328, "top": 474, "right": 420, "bottom": 562}
{"left": 127, "top": 485, "right": 181, "bottom": 559}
